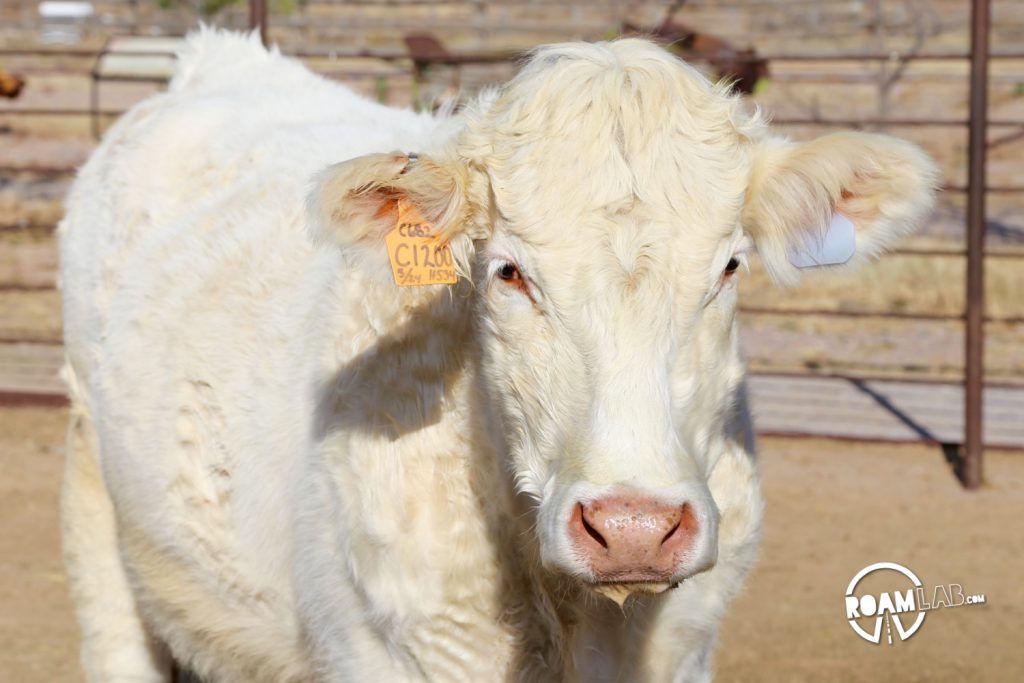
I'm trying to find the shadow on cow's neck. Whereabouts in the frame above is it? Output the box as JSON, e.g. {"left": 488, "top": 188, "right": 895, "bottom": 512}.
{"left": 313, "top": 281, "right": 477, "bottom": 443}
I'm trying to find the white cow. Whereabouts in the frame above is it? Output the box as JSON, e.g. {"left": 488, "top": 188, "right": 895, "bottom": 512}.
{"left": 59, "top": 30, "right": 937, "bottom": 682}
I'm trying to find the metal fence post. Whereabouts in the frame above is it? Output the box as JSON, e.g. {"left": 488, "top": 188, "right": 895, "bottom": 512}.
{"left": 964, "top": 0, "right": 990, "bottom": 489}
{"left": 249, "top": 0, "right": 268, "bottom": 47}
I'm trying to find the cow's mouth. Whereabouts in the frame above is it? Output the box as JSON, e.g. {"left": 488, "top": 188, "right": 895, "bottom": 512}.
{"left": 589, "top": 580, "right": 679, "bottom": 608}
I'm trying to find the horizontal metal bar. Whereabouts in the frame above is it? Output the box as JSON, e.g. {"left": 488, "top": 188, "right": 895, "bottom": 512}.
{"left": 0, "top": 48, "right": 170, "bottom": 57}
{"left": 289, "top": 47, "right": 519, "bottom": 64}
{"left": 751, "top": 51, "right": 1024, "bottom": 62}
{"left": 741, "top": 306, "right": 961, "bottom": 321}
{"left": 0, "top": 108, "right": 125, "bottom": 117}
{"left": 0, "top": 389, "right": 69, "bottom": 408}
{"left": 943, "top": 185, "right": 1024, "bottom": 193}
{"left": 88, "top": 75, "right": 171, "bottom": 83}
{"left": 773, "top": 118, "right": 1024, "bottom": 128}
{"left": 0, "top": 334, "right": 63, "bottom": 345}
{"left": 756, "top": 429, "right": 1024, "bottom": 452}
{"left": 0, "top": 284, "right": 55, "bottom": 292}
{"left": 0, "top": 167, "right": 81, "bottom": 175}
{"left": 0, "top": 46, "right": 517, "bottom": 64}
{"left": 0, "top": 47, "right": 190, "bottom": 57}
{"left": 750, "top": 367, "right": 1024, "bottom": 390}
{"left": 740, "top": 306, "right": 1024, "bottom": 325}
{"left": 891, "top": 247, "right": 1024, "bottom": 259}
{"left": 3, "top": 46, "right": 1024, "bottom": 62}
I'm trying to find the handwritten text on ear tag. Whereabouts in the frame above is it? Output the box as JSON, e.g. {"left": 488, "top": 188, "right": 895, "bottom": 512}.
{"left": 788, "top": 213, "right": 856, "bottom": 269}
{"left": 385, "top": 200, "right": 458, "bottom": 287}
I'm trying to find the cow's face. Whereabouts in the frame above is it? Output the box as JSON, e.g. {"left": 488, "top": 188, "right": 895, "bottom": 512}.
{"left": 312, "top": 40, "right": 937, "bottom": 601}
{"left": 460, "top": 54, "right": 754, "bottom": 593}
{"left": 470, "top": 182, "right": 740, "bottom": 594}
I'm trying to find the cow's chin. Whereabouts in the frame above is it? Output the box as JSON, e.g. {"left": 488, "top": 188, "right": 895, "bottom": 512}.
{"left": 589, "top": 581, "right": 677, "bottom": 608}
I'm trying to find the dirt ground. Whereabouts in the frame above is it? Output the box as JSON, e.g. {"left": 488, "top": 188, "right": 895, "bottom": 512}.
{"left": 1, "top": 406, "right": 1021, "bottom": 682}
{"left": 0, "top": 407, "right": 79, "bottom": 682}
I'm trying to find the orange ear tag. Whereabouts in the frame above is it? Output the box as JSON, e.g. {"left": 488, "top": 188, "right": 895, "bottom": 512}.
{"left": 385, "top": 200, "right": 458, "bottom": 287}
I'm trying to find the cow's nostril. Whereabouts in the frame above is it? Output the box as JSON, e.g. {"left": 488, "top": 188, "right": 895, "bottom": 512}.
{"left": 660, "top": 503, "right": 698, "bottom": 551}
{"left": 580, "top": 506, "right": 608, "bottom": 549}
{"left": 660, "top": 520, "right": 681, "bottom": 546}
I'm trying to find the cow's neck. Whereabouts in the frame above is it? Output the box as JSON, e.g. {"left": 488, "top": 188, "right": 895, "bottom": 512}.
{"left": 332, "top": 281, "right": 582, "bottom": 676}
{"left": 323, "top": 278, "right": 688, "bottom": 679}
{"left": 320, "top": 279, "right": 531, "bottom": 674}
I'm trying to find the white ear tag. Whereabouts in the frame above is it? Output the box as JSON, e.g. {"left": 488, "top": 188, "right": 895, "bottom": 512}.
{"left": 787, "top": 213, "right": 856, "bottom": 268}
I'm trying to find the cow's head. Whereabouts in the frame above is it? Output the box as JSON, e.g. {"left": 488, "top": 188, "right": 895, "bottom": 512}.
{"left": 311, "top": 41, "right": 937, "bottom": 601}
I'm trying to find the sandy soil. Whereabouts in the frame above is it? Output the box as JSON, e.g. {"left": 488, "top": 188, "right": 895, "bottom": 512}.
{"left": 2, "top": 407, "right": 1021, "bottom": 681}
{"left": 716, "top": 438, "right": 1024, "bottom": 682}
{"left": 0, "top": 407, "right": 79, "bottom": 683}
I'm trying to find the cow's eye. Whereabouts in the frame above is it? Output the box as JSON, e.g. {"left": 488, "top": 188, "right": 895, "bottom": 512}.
{"left": 493, "top": 260, "right": 533, "bottom": 299}
{"left": 724, "top": 257, "right": 740, "bottom": 276}
{"left": 497, "top": 261, "right": 522, "bottom": 283}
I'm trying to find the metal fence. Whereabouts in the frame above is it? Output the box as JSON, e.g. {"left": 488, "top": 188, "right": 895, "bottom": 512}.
{"left": 0, "top": 0, "right": 1018, "bottom": 487}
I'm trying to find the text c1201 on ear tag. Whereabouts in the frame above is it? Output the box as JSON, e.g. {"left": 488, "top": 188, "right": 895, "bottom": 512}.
{"left": 385, "top": 200, "right": 458, "bottom": 287}
{"left": 788, "top": 213, "right": 856, "bottom": 269}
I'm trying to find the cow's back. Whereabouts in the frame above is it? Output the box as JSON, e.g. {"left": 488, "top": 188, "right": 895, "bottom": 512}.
{"left": 58, "top": 29, "right": 453, "bottom": 677}
{"left": 61, "top": 30, "right": 446, "bottom": 387}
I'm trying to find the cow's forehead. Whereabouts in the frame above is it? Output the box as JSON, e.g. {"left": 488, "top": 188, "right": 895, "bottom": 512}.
{"left": 459, "top": 39, "right": 760, "bottom": 259}
{"left": 488, "top": 214, "right": 731, "bottom": 316}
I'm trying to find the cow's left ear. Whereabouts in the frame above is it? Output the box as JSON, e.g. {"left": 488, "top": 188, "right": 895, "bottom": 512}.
{"left": 308, "top": 151, "right": 483, "bottom": 281}
{"left": 742, "top": 131, "right": 940, "bottom": 285}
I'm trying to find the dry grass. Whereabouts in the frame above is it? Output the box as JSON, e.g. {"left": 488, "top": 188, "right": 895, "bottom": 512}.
{"left": 741, "top": 315, "right": 1024, "bottom": 382}
{"left": 739, "top": 238, "right": 1024, "bottom": 320}
{"left": 737, "top": 238, "right": 1024, "bottom": 382}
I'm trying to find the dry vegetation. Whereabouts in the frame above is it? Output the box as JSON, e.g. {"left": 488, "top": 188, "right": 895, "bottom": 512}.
{"left": 741, "top": 248, "right": 1024, "bottom": 320}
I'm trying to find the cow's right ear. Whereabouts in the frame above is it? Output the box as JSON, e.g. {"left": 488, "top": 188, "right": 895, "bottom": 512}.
{"left": 309, "top": 152, "right": 473, "bottom": 246}
{"left": 308, "top": 152, "right": 481, "bottom": 279}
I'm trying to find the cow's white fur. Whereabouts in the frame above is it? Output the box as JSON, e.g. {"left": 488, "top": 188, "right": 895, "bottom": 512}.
{"left": 60, "top": 29, "right": 937, "bottom": 682}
